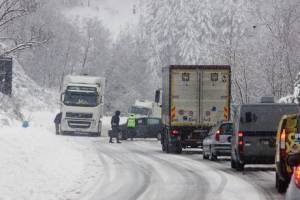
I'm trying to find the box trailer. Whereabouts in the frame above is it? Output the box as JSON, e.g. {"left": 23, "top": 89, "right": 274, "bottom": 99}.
{"left": 159, "top": 65, "right": 231, "bottom": 153}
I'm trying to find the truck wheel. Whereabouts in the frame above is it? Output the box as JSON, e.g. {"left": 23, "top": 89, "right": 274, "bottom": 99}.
{"left": 175, "top": 145, "right": 182, "bottom": 154}
{"left": 209, "top": 147, "right": 217, "bottom": 161}
{"left": 236, "top": 162, "right": 244, "bottom": 171}
{"left": 97, "top": 123, "right": 101, "bottom": 137}
{"left": 276, "top": 173, "right": 288, "bottom": 193}
{"left": 210, "top": 153, "right": 217, "bottom": 161}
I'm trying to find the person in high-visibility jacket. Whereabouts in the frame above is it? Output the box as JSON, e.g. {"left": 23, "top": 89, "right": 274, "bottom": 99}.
{"left": 127, "top": 114, "right": 136, "bottom": 141}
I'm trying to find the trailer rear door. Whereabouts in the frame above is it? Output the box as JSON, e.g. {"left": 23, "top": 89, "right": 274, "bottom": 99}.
{"left": 201, "top": 70, "right": 230, "bottom": 126}
{"left": 171, "top": 68, "right": 230, "bottom": 127}
{"left": 171, "top": 69, "right": 199, "bottom": 126}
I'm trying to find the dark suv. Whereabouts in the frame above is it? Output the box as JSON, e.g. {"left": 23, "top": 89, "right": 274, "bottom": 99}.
{"left": 119, "top": 117, "right": 163, "bottom": 140}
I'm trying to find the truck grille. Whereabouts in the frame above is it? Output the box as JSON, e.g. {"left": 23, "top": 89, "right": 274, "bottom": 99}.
{"left": 66, "top": 112, "right": 93, "bottom": 119}
{"left": 68, "top": 121, "right": 91, "bottom": 129}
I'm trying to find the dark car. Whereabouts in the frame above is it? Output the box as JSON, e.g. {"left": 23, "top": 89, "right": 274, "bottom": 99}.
{"left": 119, "top": 117, "right": 163, "bottom": 140}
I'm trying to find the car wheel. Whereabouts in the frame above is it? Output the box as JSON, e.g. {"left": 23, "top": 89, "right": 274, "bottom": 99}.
{"left": 231, "top": 159, "right": 236, "bottom": 169}
{"left": 203, "top": 152, "right": 209, "bottom": 159}
{"left": 162, "top": 143, "right": 166, "bottom": 151}
{"left": 165, "top": 139, "right": 170, "bottom": 153}
{"left": 97, "top": 122, "right": 101, "bottom": 137}
{"left": 209, "top": 146, "right": 217, "bottom": 161}
{"left": 118, "top": 132, "right": 123, "bottom": 140}
{"left": 276, "top": 173, "right": 288, "bottom": 193}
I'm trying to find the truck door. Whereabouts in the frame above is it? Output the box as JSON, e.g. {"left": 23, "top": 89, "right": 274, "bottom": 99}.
{"left": 171, "top": 69, "right": 200, "bottom": 126}
{"left": 201, "top": 70, "right": 230, "bottom": 126}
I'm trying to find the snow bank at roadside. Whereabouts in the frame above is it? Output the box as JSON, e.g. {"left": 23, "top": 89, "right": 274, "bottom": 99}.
{"left": 0, "top": 111, "right": 102, "bottom": 200}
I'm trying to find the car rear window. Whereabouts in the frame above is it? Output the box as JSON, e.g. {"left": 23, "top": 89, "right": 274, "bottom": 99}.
{"left": 148, "top": 118, "right": 160, "bottom": 125}
{"left": 220, "top": 123, "right": 233, "bottom": 135}
{"left": 137, "top": 119, "right": 146, "bottom": 125}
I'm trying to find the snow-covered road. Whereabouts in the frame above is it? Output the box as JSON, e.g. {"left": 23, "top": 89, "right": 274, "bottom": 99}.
{"left": 75, "top": 138, "right": 285, "bottom": 200}
{"left": 0, "top": 109, "right": 285, "bottom": 200}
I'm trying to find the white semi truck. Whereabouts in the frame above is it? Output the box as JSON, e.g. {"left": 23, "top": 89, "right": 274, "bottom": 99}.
{"left": 59, "top": 75, "right": 105, "bottom": 136}
{"left": 128, "top": 99, "right": 161, "bottom": 118}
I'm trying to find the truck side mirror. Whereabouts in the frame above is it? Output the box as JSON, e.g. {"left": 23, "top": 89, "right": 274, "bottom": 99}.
{"left": 155, "top": 90, "right": 160, "bottom": 103}
{"left": 60, "top": 92, "right": 65, "bottom": 102}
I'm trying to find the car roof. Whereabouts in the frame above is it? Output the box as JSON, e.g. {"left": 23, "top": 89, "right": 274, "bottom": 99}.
{"left": 281, "top": 113, "right": 300, "bottom": 119}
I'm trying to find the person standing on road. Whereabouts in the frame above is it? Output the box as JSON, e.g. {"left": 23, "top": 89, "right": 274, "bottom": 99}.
{"left": 110, "top": 110, "right": 121, "bottom": 144}
{"left": 127, "top": 114, "right": 136, "bottom": 141}
{"left": 54, "top": 112, "right": 62, "bottom": 135}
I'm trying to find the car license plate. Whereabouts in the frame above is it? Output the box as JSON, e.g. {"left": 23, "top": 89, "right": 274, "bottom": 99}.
{"left": 260, "top": 139, "right": 269, "bottom": 145}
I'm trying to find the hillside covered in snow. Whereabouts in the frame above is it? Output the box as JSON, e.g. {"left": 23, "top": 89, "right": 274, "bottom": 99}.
{"left": 0, "top": 58, "right": 58, "bottom": 126}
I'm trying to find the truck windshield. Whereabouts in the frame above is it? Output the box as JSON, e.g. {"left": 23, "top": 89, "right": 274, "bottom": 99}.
{"left": 130, "top": 106, "right": 151, "bottom": 116}
{"left": 63, "top": 91, "right": 98, "bottom": 107}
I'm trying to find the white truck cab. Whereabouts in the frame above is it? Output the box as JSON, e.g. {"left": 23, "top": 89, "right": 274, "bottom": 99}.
{"left": 59, "top": 75, "right": 105, "bottom": 136}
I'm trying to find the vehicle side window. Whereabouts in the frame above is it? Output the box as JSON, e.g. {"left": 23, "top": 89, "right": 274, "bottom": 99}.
{"left": 147, "top": 118, "right": 160, "bottom": 125}
{"left": 208, "top": 127, "right": 216, "bottom": 135}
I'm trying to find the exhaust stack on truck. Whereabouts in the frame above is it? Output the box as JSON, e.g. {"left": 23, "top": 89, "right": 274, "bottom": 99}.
{"left": 59, "top": 75, "right": 105, "bottom": 136}
{"left": 158, "top": 65, "right": 231, "bottom": 153}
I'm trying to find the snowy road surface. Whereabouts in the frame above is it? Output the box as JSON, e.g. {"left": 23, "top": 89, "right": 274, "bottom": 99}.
{"left": 74, "top": 137, "right": 285, "bottom": 200}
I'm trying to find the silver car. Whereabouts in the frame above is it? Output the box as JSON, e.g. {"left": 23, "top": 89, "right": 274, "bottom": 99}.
{"left": 203, "top": 122, "right": 233, "bottom": 160}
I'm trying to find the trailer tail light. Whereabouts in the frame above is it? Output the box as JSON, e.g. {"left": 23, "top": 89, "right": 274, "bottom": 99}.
{"left": 171, "top": 130, "right": 179, "bottom": 136}
{"left": 280, "top": 129, "right": 286, "bottom": 157}
{"left": 215, "top": 129, "right": 220, "bottom": 141}
{"left": 294, "top": 165, "right": 300, "bottom": 189}
{"left": 238, "top": 131, "right": 244, "bottom": 152}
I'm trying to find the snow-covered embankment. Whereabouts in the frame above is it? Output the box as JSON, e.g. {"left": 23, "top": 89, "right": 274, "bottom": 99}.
{"left": 0, "top": 59, "right": 102, "bottom": 200}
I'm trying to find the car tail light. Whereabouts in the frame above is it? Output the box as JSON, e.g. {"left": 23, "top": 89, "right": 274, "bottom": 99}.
{"left": 238, "top": 131, "right": 244, "bottom": 152}
{"left": 215, "top": 129, "right": 220, "bottom": 141}
{"left": 171, "top": 129, "right": 179, "bottom": 136}
{"left": 280, "top": 129, "right": 286, "bottom": 157}
{"left": 294, "top": 165, "right": 300, "bottom": 189}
